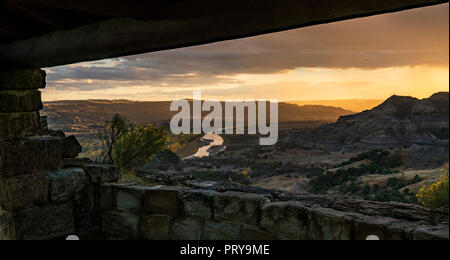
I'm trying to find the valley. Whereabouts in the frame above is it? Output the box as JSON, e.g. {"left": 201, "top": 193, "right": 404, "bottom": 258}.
{"left": 43, "top": 93, "right": 449, "bottom": 205}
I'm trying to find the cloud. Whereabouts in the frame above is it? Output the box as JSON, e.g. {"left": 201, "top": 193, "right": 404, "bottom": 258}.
{"left": 45, "top": 4, "right": 449, "bottom": 93}
{"left": 43, "top": 66, "right": 449, "bottom": 102}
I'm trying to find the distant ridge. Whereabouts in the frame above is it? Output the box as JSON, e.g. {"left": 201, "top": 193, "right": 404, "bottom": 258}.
{"left": 42, "top": 100, "right": 353, "bottom": 136}
{"left": 287, "top": 99, "right": 384, "bottom": 113}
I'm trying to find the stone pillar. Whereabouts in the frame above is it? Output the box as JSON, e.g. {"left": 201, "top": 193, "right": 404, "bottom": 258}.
{"left": 0, "top": 69, "right": 118, "bottom": 240}
{"left": 0, "top": 69, "right": 45, "bottom": 139}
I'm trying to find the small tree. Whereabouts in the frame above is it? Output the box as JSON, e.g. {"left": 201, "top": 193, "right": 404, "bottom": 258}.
{"left": 97, "top": 114, "right": 128, "bottom": 165}
{"left": 97, "top": 114, "right": 167, "bottom": 169}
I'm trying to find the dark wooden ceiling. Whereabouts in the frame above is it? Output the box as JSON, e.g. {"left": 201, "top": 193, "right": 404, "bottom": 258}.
{"left": 1, "top": 0, "right": 105, "bottom": 44}
{"left": 0, "top": 0, "right": 271, "bottom": 45}
{"left": 0, "top": 0, "right": 448, "bottom": 68}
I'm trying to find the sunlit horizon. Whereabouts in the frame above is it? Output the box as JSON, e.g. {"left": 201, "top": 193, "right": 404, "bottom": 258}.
{"left": 42, "top": 65, "right": 449, "bottom": 103}
{"left": 42, "top": 4, "right": 449, "bottom": 105}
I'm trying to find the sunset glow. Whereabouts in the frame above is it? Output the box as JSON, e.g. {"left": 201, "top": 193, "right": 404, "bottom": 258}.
{"left": 42, "top": 4, "right": 449, "bottom": 103}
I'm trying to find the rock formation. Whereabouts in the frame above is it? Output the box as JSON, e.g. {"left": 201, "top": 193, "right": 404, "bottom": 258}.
{"left": 301, "top": 92, "right": 449, "bottom": 153}
{"left": 138, "top": 149, "right": 183, "bottom": 172}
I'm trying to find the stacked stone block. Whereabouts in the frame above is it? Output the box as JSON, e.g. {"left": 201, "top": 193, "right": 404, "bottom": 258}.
{"left": 0, "top": 69, "right": 119, "bottom": 240}
{"left": 0, "top": 69, "right": 45, "bottom": 139}
{"left": 98, "top": 184, "right": 449, "bottom": 240}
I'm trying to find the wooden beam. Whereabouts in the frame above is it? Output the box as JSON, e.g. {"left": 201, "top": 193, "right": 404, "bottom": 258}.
{"left": 0, "top": 1, "right": 57, "bottom": 43}
{"left": 11, "top": 0, "right": 171, "bottom": 19}
{"left": 11, "top": 0, "right": 282, "bottom": 20}
{"left": 0, "top": 0, "right": 448, "bottom": 69}
{"left": 7, "top": 0, "right": 62, "bottom": 29}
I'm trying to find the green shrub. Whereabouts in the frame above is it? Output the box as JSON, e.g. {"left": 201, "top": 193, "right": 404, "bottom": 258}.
{"left": 97, "top": 114, "right": 167, "bottom": 169}
{"left": 361, "top": 184, "right": 371, "bottom": 196}
{"left": 417, "top": 166, "right": 449, "bottom": 210}
{"left": 413, "top": 174, "right": 423, "bottom": 184}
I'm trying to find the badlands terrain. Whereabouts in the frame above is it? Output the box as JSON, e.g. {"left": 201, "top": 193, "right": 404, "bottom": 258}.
{"left": 42, "top": 92, "right": 449, "bottom": 204}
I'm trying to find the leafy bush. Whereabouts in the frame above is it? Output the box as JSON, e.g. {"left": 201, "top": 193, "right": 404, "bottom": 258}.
{"left": 416, "top": 166, "right": 449, "bottom": 210}
{"left": 310, "top": 167, "right": 366, "bottom": 194}
{"left": 413, "top": 174, "right": 423, "bottom": 184}
{"left": 368, "top": 189, "right": 417, "bottom": 204}
{"left": 338, "top": 149, "right": 403, "bottom": 174}
{"left": 310, "top": 150, "right": 419, "bottom": 204}
{"left": 97, "top": 114, "right": 167, "bottom": 169}
{"left": 361, "top": 184, "right": 371, "bottom": 196}
{"left": 188, "top": 170, "right": 251, "bottom": 185}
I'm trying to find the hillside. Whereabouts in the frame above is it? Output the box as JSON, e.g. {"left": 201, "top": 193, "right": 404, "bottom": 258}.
{"left": 42, "top": 100, "right": 353, "bottom": 136}
{"left": 299, "top": 92, "right": 449, "bottom": 155}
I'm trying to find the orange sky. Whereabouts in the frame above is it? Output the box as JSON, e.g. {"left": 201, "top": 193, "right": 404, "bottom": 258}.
{"left": 42, "top": 4, "right": 449, "bottom": 102}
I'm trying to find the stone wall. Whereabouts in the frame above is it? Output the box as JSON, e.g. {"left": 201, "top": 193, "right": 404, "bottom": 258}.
{"left": 0, "top": 69, "right": 119, "bottom": 240}
{"left": 0, "top": 159, "right": 119, "bottom": 240}
{"left": 0, "top": 69, "right": 45, "bottom": 139}
{"left": 98, "top": 183, "right": 449, "bottom": 240}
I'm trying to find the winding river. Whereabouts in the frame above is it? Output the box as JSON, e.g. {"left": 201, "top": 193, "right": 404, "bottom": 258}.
{"left": 184, "top": 134, "right": 226, "bottom": 159}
